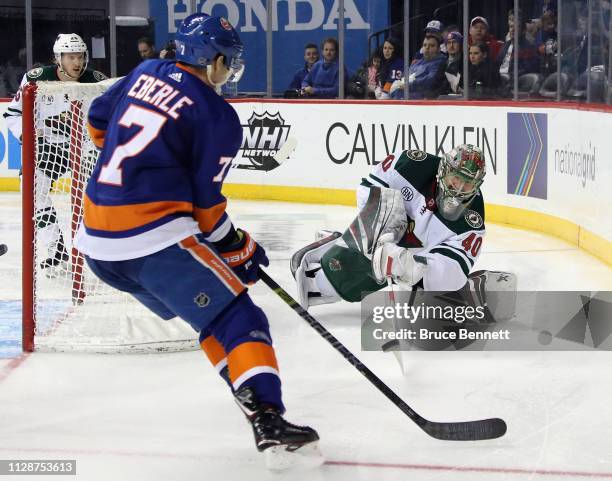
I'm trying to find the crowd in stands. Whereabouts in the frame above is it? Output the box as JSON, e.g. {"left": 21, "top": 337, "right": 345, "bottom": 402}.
{"left": 0, "top": 1, "right": 608, "bottom": 104}
{"left": 285, "top": 0, "right": 610, "bottom": 103}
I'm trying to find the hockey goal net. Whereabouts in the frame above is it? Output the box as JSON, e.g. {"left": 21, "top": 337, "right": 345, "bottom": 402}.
{"left": 22, "top": 80, "right": 199, "bottom": 353}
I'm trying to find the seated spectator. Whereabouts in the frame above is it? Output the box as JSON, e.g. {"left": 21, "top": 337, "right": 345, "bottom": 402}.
{"left": 468, "top": 43, "right": 501, "bottom": 98}
{"left": 345, "top": 50, "right": 380, "bottom": 99}
{"left": 429, "top": 31, "right": 464, "bottom": 97}
{"left": 137, "top": 37, "right": 157, "bottom": 60}
{"left": 440, "top": 24, "right": 459, "bottom": 54}
{"left": 301, "top": 38, "right": 350, "bottom": 99}
{"left": 469, "top": 16, "right": 503, "bottom": 62}
{"left": 0, "top": 47, "right": 26, "bottom": 97}
{"left": 367, "top": 50, "right": 382, "bottom": 96}
{"left": 390, "top": 34, "right": 446, "bottom": 99}
{"left": 414, "top": 20, "right": 444, "bottom": 58}
{"left": 536, "top": 9, "right": 558, "bottom": 76}
{"left": 497, "top": 9, "right": 539, "bottom": 88}
{"left": 288, "top": 43, "right": 319, "bottom": 90}
{"left": 375, "top": 38, "right": 403, "bottom": 99}
{"left": 159, "top": 41, "right": 177, "bottom": 59}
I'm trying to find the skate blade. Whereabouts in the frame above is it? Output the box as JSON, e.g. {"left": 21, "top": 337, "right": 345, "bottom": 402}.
{"left": 264, "top": 441, "right": 324, "bottom": 472}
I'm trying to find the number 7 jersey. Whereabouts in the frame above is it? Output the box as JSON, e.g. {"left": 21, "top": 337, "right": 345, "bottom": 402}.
{"left": 359, "top": 149, "right": 486, "bottom": 291}
{"left": 74, "top": 59, "right": 242, "bottom": 261}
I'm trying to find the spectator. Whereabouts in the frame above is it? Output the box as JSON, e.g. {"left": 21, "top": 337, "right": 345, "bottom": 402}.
{"left": 375, "top": 38, "right": 403, "bottom": 99}
{"left": 469, "top": 43, "right": 501, "bottom": 98}
{"left": 346, "top": 48, "right": 382, "bottom": 99}
{"left": 159, "top": 40, "right": 177, "bottom": 59}
{"left": 137, "top": 37, "right": 156, "bottom": 60}
{"left": 536, "top": 9, "right": 558, "bottom": 76}
{"left": 429, "top": 31, "right": 464, "bottom": 97}
{"left": 367, "top": 50, "right": 382, "bottom": 96}
{"left": 440, "top": 24, "right": 459, "bottom": 54}
{"left": 469, "top": 16, "right": 503, "bottom": 62}
{"left": 288, "top": 43, "right": 319, "bottom": 90}
{"left": 497, "top": 9, "right": 539, "bottom": 88}
{"left": 390, "top": 34, "right": 446, "bottom": 99}
{"left": 0, "top": 47, "right": 27, "bottom": 97}
{"left": 415, "top": 20, "right": 444, "bottom": 58}
{"left": 301, "top": 38, "right": 349, "bottom": 98}
{"left": 425, "top": 20, "right": 443, "bottom": 37}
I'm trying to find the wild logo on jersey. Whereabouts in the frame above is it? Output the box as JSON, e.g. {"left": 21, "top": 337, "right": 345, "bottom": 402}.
{"left": 236, "top": 111, "right": 292, "bottom": 171}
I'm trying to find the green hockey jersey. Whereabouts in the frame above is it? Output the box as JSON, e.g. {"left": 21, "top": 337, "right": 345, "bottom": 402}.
{"left": 4, "top": 64, "right": 107, "bottom": 143}
{"left": 322, "top": 149, "right": 486, "bottom": 301}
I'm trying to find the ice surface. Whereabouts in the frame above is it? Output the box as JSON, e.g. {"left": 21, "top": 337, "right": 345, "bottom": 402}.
{"left": 1, "top": 193, "right": 611, "bottom": 480}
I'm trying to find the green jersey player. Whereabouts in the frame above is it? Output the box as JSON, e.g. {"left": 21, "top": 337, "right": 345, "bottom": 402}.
{"left": 4, "top": 33, "right": 107, "bottom": 270}
{"left": 291, "top": 144, "right": 490, "bottom": 307}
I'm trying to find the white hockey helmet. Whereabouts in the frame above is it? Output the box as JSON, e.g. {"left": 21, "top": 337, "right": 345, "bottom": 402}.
{"left": 53, "top": 33, "right": 88, "bottom": 78}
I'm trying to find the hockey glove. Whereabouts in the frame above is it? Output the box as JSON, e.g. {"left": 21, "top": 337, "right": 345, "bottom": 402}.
{"left": 217, "top": 229, "right": 269, "bottom": 285}
{"left": 372, "top": 233, "right": 426, "bottom": 287}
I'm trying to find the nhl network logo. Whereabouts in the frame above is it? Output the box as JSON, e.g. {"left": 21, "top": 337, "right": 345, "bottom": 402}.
{"left": 236, "top": 111, "right": 291, "bottom": 171}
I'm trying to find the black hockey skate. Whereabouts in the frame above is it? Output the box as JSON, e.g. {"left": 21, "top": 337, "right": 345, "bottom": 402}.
{"left": 40, "top": 236, "right": 69, "bottom": 270}
{"left": 234, "top": 386, "right": 323, "bottom": 471}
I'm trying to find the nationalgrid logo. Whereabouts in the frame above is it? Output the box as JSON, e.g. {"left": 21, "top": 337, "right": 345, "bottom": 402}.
{"left": 507, "top": 113, "right": 547, "bottom": 199}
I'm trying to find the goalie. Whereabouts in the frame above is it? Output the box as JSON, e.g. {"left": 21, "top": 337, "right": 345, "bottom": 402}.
{"left": 292, "top": 144, "right": 514, "bottom": 308}
{"left": 3, "top": 33, "right": 107, "bottom": 269}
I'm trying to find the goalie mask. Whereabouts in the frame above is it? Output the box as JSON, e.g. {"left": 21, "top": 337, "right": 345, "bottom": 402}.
{"left": 53, "top": 33, "right": 88, "bottom": 79}
{"left": 436, "top": 144, "right": 486, "bottom": 221}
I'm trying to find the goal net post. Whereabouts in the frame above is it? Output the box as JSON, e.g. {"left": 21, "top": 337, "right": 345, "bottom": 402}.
{"left": 21, "top": 80, "right": 199, "bottom": 353}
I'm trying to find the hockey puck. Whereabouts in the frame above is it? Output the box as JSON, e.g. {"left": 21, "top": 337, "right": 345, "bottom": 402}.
{"left": 538, "top": 330, "right": 553, "bottom": 346}
{"left": 0, "top": 244, "right": 7, "bottom": 256}
{"left": 382, "top": 340, "right": 399, "bottom": 352}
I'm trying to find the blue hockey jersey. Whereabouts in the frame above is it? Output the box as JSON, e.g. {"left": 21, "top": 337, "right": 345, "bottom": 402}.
{"left": 74, "top": 60, "right": 242, "bottom": 261}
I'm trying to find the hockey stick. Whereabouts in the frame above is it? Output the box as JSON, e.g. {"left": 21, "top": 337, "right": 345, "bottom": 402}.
{"left": 259, "top": 268, "right": 507, "bottom": 441}
{"left": 0, "top": 244, "right": 7, "bottom": 257}
{"left": 272, "top": 137, "right": 298, "bottom": 165}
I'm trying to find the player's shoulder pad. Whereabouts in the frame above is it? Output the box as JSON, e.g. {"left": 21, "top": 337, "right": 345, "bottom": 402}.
{"left": 80, "top": 69, "right": 108, "bottom": 83}
{"left": 393, "top": 149, "right": 441, "bottom": 187}
{"left": 26, "top": 65, "right": 57, "bottom": 81}
{"left": 438, "top": 190, "right": 486, "bottom": 234}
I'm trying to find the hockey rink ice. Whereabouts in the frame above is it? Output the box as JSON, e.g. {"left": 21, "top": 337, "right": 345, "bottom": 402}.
{"left": 1, "top": 191, "right": 612, "bottom": 481}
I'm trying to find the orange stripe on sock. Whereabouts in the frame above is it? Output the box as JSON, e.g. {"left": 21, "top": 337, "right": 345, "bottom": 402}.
{"left": 227, "top": 342, "right": 279, "bottom": 385}
{"left": 179, "top": 236, "right": 245, "bottom": 296}
{"left": 200, "top": 335, "right": 227, "bottom": 367}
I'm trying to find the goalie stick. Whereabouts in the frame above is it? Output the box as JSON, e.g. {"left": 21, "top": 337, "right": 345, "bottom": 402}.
{"left": 259, "top": 268, "right": 507, "bottom": 441}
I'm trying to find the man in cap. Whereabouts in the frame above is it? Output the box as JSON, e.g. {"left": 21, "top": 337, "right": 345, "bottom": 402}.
{"left": 469, "top": 16, "right": 502, "bottom": 61}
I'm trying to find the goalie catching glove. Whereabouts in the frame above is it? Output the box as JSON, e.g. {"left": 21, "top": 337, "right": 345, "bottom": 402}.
{"left": 372, "top": 233, "right": 426, "bottom": 287}
{"left": 216, "top": 228, "right": 269, "bottom": 285}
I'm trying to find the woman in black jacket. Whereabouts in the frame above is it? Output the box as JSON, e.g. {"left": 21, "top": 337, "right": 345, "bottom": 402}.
{"left": 468, "top": 43, "right": 501, "bottom": 98}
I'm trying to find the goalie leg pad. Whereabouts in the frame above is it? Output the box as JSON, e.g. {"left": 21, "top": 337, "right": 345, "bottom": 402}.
{"left": 290, "top": 231, "right": 341, "bottom": 279}
{"left": 291, "top": 231, "right": 343, "bottom": 309}
{"left": 295, "top": 263, "right": 341, "bottom": 309}
{"left": 344, "top": 186, "right": 408, "bottom": 258}
{"left": 465, "top": 270, "right": 517, "bottom": 322}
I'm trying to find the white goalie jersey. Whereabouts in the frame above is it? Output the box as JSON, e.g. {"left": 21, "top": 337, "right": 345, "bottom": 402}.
{"left": 359, "top": 149, "right": 486, "bottom": 291}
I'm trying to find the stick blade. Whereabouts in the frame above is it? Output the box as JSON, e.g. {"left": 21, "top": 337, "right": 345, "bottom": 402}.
{"left": 273, "top": 137, "right": 298, "bottom": 164}
{"left": 423, "top": 417, "right": 507, "bottom": 441}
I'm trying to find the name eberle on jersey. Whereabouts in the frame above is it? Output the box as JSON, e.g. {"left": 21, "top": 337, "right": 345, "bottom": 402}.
{"left": 127, "top": 73, "right": 194, "bottom": 119}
